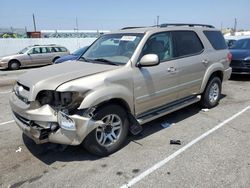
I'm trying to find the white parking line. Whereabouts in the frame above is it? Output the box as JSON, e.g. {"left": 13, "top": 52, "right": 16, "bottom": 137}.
{"left": 0, "top": 91, "right": 11, "bottom": 94}
{"left": 120, "top": 105, "right": 250, "bottom": 188}
{"left": 0, "top": 120, "right": 14, "bottom": 126}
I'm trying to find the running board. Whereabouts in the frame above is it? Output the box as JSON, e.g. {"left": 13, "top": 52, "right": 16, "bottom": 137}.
{"left": 137, "top": 95, "right": 201, "bottom": 125}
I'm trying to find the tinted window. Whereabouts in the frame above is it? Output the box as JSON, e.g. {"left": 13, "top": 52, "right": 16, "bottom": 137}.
{"left": 173, "top": 31, "right": 204, "bottom": 57}
{"left": 203, "top": 31, "right": 227, "bottom": 50}
{"left": 141, "top": 32, "right": 174, "bottom": 62}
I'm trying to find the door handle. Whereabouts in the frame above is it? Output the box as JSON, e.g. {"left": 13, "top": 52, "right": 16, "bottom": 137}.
{"left": 202, "top": 59, "right": 209, "bottom": 65}
{"left": 167, "top": 67, "right": 176, "bottom": 72}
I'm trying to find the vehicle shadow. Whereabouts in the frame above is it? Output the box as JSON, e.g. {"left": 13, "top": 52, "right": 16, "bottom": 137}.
{"left": 128, "top": 103, "right": 202, "bottom": 142}
{"left": 22, "top": 134, "right": 101, "bottom": 165}
{"left": 23, "top": 101, "right": 220, "bottom": 164}
{"left": 230, "top": 74, "right": 250, "bottom": 81}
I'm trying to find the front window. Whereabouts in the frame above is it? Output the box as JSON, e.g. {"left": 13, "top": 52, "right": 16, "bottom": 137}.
{"left": 18, "top": 47, "right": 29, "bottom": 54}
{"left": 80, "top": 33, "right": 144, "bottom": 65}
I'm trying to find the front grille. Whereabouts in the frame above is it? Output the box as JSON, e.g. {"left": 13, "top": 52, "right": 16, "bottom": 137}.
{"left": 230, "top": 60, "right": 242, "bottom": 67}
{"left": 244, "top": 61, "right": 250, "bottom": 68}
{"left": 13, "top": 111, "right": 31, "bottom": 126}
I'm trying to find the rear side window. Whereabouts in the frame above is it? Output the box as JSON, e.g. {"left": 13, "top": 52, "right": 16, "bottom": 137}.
{"left": 203, "top": 31, "right": 227, "bottom": 50}
{"left": 173, "top": 31, "right": 204, "bottom": 57}
{"left": 59, "top": 47, "right": 67, "bottom": 52}
{"left": 40, "top": 47, "right": 49, "bottom": 53}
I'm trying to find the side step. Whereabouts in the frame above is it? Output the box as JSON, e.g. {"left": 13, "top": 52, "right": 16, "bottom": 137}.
{"left": 137, "top": 95, "right": 201, "bottom": 125}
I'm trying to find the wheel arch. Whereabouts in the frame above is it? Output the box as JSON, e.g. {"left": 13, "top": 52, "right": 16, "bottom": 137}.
{"left": 8, "top": 59, "right": 21, "bottom": 66}
{"left": 200, "top": 64, "right": 224, "bottom": 93}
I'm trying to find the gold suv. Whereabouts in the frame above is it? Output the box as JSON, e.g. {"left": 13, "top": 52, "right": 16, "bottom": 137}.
{"left": 9, "top": 24, "right": 232, "bottom": 156}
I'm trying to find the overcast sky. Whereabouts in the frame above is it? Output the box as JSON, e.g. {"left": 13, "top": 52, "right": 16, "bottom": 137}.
{"left": 0, "top": 0, "right": 249, "bottom": 31}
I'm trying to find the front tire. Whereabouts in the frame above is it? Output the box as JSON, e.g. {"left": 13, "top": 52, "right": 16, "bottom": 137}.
{"left": 83, "top": 104, "right": 129, "bottom": 156}
{"left": 8, "top": 60, "right": 20, "bottom": 70}
{"left": 201, "top": 77, "right": 222, "bottom": 108}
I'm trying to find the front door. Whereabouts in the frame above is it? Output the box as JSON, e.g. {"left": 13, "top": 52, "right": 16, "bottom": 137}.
{"left": 133, "top": 32, "right": 179, "bottom": 116}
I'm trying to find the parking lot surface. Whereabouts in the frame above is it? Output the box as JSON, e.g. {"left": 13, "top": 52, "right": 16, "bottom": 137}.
{"left": 0, "top": 75, "right": 250, "bottom": 188}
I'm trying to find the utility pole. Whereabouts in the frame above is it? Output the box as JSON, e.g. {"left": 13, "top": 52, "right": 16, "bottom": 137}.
{"left": 32, "top": 13, "right": 37, "bottom": 31}
{"left": 233, "top": 18, "right": 237, "bottom": 35}
{"left": 220, "top": 22, "right": 223, "bottom": 31}
{"left": 75, "top": 17, "right": 79, "bottom": 31}
{"left": 156, "top": 16, "right": 160, "bottom": 27}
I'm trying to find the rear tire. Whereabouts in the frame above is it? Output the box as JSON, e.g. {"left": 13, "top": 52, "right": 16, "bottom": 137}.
{"left": 8, "top": 60, "right": 20, "bottom": 70}
{"left": 200, "top": 77, "right": 222, "bottom": 108}
{"left": 83, "top": 104, "right": 129, "bottom": 156}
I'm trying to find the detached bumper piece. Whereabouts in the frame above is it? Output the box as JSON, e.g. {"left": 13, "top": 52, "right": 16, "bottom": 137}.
{"left": 13, "top": 111, "right": 58, "bottom": 143}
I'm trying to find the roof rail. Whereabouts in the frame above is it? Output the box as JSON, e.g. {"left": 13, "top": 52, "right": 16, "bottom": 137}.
{"left": 33, "top": 44, "right": 57, "bottom": 46}
{"left": 121, "top": 26, "right": 147, "bottom": 30}
{"left": 160, "top": 23, "right": 215, "bottom": 28}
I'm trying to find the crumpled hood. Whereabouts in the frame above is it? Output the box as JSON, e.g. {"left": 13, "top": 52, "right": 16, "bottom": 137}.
{"left": 17, "top": 61, "right": 118, "bottom": 100}
{"left": 230, "top": 49, "right": 250, "bottom": 61}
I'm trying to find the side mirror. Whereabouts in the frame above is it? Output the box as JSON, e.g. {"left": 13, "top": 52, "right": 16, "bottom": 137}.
{"left": 138, "top": 54, "right": 159, "bottom": 67}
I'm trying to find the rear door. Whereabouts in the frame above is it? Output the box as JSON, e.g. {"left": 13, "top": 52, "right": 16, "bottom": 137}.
{"left": 39, "top": 47, "right": 52, "bottom": 64}
{"left": 172, "top": 30, "right": 206, "bottom": 99}
{"left": 133, "top": 31, "right": 179, "bottom": 116}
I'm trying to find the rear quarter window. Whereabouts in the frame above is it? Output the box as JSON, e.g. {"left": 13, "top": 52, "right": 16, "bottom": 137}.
{"left": 203, "top": 31, "right": 227, "bottom": 50}
{"left": 59, "top": 47, "right": 67, "bottom": 52}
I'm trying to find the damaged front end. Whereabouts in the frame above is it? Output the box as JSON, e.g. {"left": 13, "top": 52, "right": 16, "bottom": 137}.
{"left": 10, "top": 87, "right": 103, "bottom": 145}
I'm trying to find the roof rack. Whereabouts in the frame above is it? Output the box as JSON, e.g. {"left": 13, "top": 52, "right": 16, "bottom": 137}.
{"left": 33, "top": 44, "right": 57, "bottom": 46}
{"left": 160, "top": 23, "right": 215, "bottom": 28}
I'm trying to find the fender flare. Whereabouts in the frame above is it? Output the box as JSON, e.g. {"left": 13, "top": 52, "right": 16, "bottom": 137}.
{"left": 200, "top": 63, "right": 224, "bottom": 93}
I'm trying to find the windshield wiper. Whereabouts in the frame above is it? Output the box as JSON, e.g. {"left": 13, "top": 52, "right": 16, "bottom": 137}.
{"left": 78, "top": 56, "right": 89, "bottom": 62}
{"left": 90, "top": 58, "right": 119, "bottom": 66}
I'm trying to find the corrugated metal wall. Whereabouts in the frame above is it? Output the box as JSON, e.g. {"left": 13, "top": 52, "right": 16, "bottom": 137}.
{"left": 0, "top": 38, "right": 96, "bottom": 57}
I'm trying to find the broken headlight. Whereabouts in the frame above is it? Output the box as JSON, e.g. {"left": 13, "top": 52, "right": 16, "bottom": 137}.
{"left": 36, "top": 90, "right": 84, "bottom": 112}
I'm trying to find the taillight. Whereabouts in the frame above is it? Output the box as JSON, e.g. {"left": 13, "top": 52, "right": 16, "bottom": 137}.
{"left": 227, "top": 52, "right": 232, "bottom": 63}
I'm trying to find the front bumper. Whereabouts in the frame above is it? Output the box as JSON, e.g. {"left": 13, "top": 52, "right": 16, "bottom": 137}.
{"left": 0, "top": 61, "right": 8, "bottom": 69}
{"left": 9, "top": 92, "right": 101, "bottom": 145}
{"left": 230, "top": 60, "right": 250, "bottom": 74}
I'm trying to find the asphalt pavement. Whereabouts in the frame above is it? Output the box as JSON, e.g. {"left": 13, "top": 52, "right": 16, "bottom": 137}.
{"left": 0, "top": 74, "right": 250, "bottom": 188}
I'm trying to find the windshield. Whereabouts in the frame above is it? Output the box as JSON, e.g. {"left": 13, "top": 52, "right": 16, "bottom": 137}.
{"left": 18, "top": 47, "right": 29, "bottom": 54}
{"left": 80, "top": 33, "right": 144, "bottom": 65}
{"left": 72, "top": 46, "right": 88, "bottom": 56}
{"left": 230, "top": 39, "right": 250, "bottom": 49}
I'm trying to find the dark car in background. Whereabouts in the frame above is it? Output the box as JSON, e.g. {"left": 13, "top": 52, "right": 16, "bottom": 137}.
{"left": 54, "top": 46, "right": 88, "bottom": 64}
{"left": 229, "top": 38, "right": 250, "bottom": 74}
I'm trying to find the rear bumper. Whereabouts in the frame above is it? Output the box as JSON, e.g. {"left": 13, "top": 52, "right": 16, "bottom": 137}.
{"left": 223, "top": 67, "right": 232, "bottom": 80}
{"left": 9, "top": 92, "right": 102, "bottom": 145}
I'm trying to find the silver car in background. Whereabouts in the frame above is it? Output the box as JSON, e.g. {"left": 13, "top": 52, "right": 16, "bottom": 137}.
{"left": 0, "top": 44, "right": 70, "bottom": 70}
